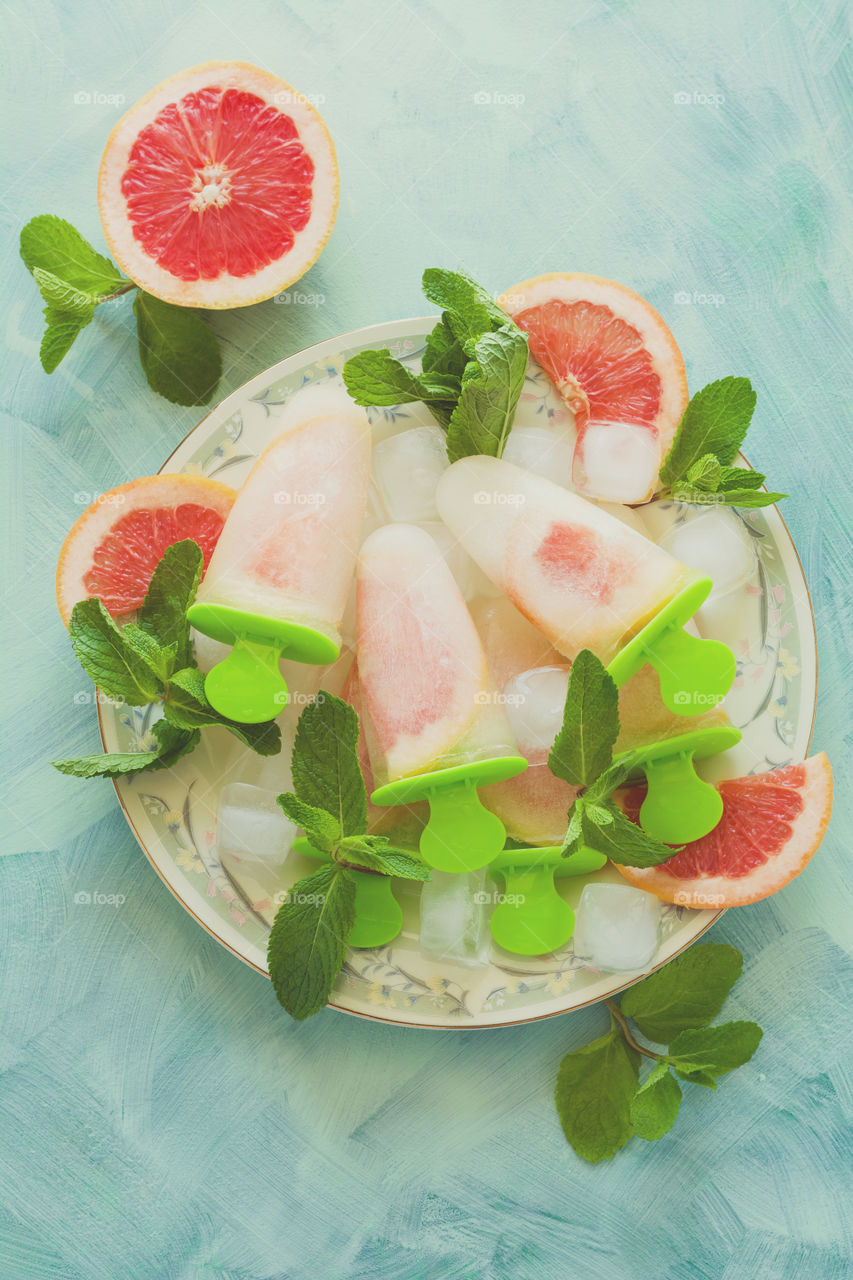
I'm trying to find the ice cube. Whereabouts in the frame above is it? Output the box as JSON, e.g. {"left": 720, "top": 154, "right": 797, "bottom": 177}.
{"left": 217, "top": 783, "right": 296, "bottom": 865}
{"left": 574, "top": 421, "right": 660, "bottom": 503}
{"left": 661, "top": 508, "right": 756, "bottom": 598}
{"left": 573, "top": 883, "right": 662, "bottom": 971}
{"left": 503, "top": 665, "right": 570, "bottom": 754}
{"left": 419, "top": 869, "right": 491, "bottom": 967}
{"left": 503, "top": 425, "right": 575, "bottom": 486}
{"left": 372, "top": 424, "right": 449, "bottom": 522}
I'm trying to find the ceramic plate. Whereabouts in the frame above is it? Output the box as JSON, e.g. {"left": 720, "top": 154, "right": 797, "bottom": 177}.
{"left": 99, "top": 317, "right": 817, "bottom": 1028}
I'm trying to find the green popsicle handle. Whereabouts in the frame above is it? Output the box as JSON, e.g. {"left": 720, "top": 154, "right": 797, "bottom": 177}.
{"left": 292, "top": 837, "right": 403, "bottom": 948}
{"left": 490, "top": 866, "right": 575, "bottom": 955}
{"left": 490, "top": 843, "right": 607, "bottom": 877}
{"left": 628, "top": 724, "right": 742, "bottom": 844}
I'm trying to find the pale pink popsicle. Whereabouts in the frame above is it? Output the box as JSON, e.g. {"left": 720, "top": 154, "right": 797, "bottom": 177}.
{"left": 356, "top": 524, "right": 519, "bottom": 788}
{"left": 195, "top": 393, "right": 371, "bottom": 646}
{"left": 436, "top": 455, "right": 696, "bottom": 664}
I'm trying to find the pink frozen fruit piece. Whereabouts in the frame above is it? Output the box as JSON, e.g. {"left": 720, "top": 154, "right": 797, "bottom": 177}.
{"left": 356, "top": 523, "right": 519, "bottom": 788}
{"left": 194, "top": 390, "right": 371, "bottom": 646}
{"left": 436, "top": 455, "right": 696, "bottom": 665}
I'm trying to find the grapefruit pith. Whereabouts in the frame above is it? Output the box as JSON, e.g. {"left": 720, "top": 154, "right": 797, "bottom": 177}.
{"left": 614, "top": 754, "right": 833, "bottom": 908}
{"left": 499, "top": 273, "right": 688, "bottom": 502}
{"left": 56, "top": 474, "right": 236, "bottom": 624}
{"left": 98, "top": 62, "right": 339, "bottom": 309}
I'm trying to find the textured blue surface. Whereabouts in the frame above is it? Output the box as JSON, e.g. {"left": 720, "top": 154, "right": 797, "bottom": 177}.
{"left": 2, "top": 2, "right": 852, "bottom": 1276}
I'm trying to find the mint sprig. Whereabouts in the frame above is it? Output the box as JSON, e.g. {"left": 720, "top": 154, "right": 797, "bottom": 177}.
{"left": 267, "top": 691, "right": 429, "bottom": 1019}
{"left": 555, "top": 944, "right": 763, "bottom": 1161}
{"left": 52, "top": 540, "right": 280, "bottom": 777}
{"left": 659, "top": 377, "right": 786, "bottom": 508}
{"left": 20, "top": 215, "right": 222, "bottom": 405}
{"left": 549, "top": 651, "right": 676, "bottom": 867}
{"left": 342, "top": 268, "right": 529, "bottom": 460}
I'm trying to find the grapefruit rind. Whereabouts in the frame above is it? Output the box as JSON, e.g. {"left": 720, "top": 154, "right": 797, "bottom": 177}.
{"left": 613, "top": 753, "right": 833, "bottom": 908}
{"left": 498, "top": 271, "right": 688, "bottom": 460}
{"left": 56, "top": 473, "right": 237, "bottom": 625}
{"left": 98, "top": 61, "right": 339, "bottom": 309}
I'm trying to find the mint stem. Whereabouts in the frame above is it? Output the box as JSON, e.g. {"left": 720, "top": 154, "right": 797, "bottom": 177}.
{"left": 605, "top": 998, "right": 662, "bottom": 1061}
{"left": 100, "top": 282, "right": 137, "bottom": 302}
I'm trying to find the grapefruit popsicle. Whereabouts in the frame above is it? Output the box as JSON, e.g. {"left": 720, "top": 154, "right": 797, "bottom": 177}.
{"left": 436, "top": 456, "right": 735, "bottom": 714}
{"left": 188, "top": 391, "right": 371, "bottom": 721}
{"left": 356, "top": 523, "right": 527, "bottom": 873}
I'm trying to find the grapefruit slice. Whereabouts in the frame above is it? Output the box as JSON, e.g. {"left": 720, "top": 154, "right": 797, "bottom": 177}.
{"left": 499, "top": 273, "right": 688, "bottom": 502}
{"left": 56, "top": 474, "right": 236, "bottom": 624}
{"left": 98, "top": 61, "right": 339, "bottom": 309}
{"left": 614, "top": 754, "right": 833, "bottom": 908}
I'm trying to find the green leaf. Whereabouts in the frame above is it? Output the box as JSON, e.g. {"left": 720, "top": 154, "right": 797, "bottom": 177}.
{"left": 422, "top": 314, "right": 468, "bottom": 381}
{"left": 581, "top": 800, "right": 678, "bottom": 867}
{"left": 138, "top": 539, "right": 204, "bottom": 670}
{"left": 337, "top": 836, "right": 431, "bottom": 881}
{"left": 583, "top": 750, "right": 643, "bottom": 806}
{"left": 32, "top": 267, "right": 98, "bottom": 314}
{"left": 621, "top": 942, "right": 744, "bottom": 1041}
{"left": 40, "top": 306, "right": 93, "bottom": 373}
{"left": 660, "top": 377, "right": 757, "bottom": 486}
{"left": 163, "top": 667, "right": 281, "bottom": 755}
{"left": 121, "top": 624, "right": 177, "bottom": 683}
{"left": 559, "top": 801, "right": 585, "bottom": 858}
{"left": 20, "top": 215, "right": 127, "bottom": 300}
{"left": 548, "top": 649, "right": 619, "bottom": 788}
{"left": 667, "top": 1021, "right": 763, "bottom": 1078}
{"left": 290, "top": 692, "right": 367, "bottom": 837}
{"left": 134, "top": 292, "right": 222, "bottom": 406}
{"left": 267, "top": 863, "right": 357, "bottom": 1018}
{"left": 629, "top": 1064, "right": 682, "bottom": 1140}
{"left": 685, "top": 453, "right": 722, "bottom": 491}
{"left": 277, "top": 793, "right": 340, "bottom": 854}
{"left": 342, "top": 348, "right": 460, "bottom": 408}
{"left": 554, "top": 1016, "right": 640, "bottom": 1163}
{"left": 445, "top": 326, "right": 529, "bottom": 462}
{"left": 717, "top": 466, "right": 765, "bottom": 491}
{"left": 52, "top": 720, "right": 198, "bottom": 778}
{"left": 421, "top": 267, "right": 508, "bottom": 353}
{"left": 716, "top": 488, "right": 787, "bottom": 509}
{"left": 672, "top": 1066, "right": 718, "bottom": 1090}
{"left": 68, "top": 598, "right": 163, "bottom": 705}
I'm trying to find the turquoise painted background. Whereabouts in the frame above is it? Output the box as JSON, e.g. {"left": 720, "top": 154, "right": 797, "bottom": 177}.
{"left": 3, "top": 1, "right": 852, "bottom": 1275}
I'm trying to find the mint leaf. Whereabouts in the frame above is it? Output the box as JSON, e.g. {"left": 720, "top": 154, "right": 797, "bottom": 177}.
{"left": 630, "top": 1064, "right": 682, "bottom": 1140}
{"left": 581, "top": 800, "right": 677, "bottom": 867}
{"left": 560, "top": 801, "right": 585, "bottom": 857}
{"left": 583, "top": 750, "right": 643, "bottom": 806}
{"left": 422, "top": 314, "right": 468, "bottom": 380}
{"left": 667, "top": 1021, "right": 763, "bottom": 1078}
{"left": 549, "top": 649, "right": 619, "bottom": 788}
{"left": 672, "top": 1066, "right": 718, "bottom": 1090}
{"left": 52, "top": 719, "right": 198, "bottom": 778}
{"left": 445, "top": 326, "right": 529, "bottom": 462}
{"left": 290, "top": 692, "right": 367, "bottom": 837}
{"left": 277, "top": 793, "right": 340, "bottom": 854}
{"left": 164, "top": 667, "right": 280, "bottom": 755}
{"left": 121, "top": 624, "right": 177, "bottom": 683}
{"left": 337, "top": 836, "right": 431, "bottom": 881}
{"left": 660, "top": 377, "right": 757, "bottom": 486}
{"left": 621, "top": 943, "right": 743, "bottom": 1041}
{"left": 555, "top": 1016, "right": 640, "bottom": 1163}
{"left": 20, "top": 215, "right": 127, "bottom": 301}
{"left": 718, "top": 466, "right": 765, "bottom": 491}
{"left": 69, "top": 598, "right": 163, "bottom": 705}
{"left": 138, "top": 539, "right": 203, "bottom": 670}
{"left": 40, "top": 306, "right": 94, "bottom": 373}
{"left": 134, "top": 292, "right": 221, "bottom": 406}
{"left": 421, "top": 267, "right": 508, "bottom": 353}
{"left": 685, "top": 453, "right": 722, "bottom": 491}
{"left": 267, "top": 863, "right": 357, "bottom": 1019}
{"left": 342, "top": 347, "right": 459, "bottom": 409}
{"left": 715, "top": 488, "right": 787, "bottom": 509}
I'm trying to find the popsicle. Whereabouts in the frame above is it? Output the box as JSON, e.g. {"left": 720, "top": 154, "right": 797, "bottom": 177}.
{"left": 356, "top": 523, "right": 527, "bottom": 873}
{"left": 436, "top": 455, "right": 735, "bottom": 713}
{"left": 188, "top": 390, "right": 371, "bottom": 722}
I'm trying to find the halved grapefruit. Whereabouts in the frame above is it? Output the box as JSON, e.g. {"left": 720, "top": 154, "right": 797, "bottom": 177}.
{"left": 98, "top": 62, "right": 339, "bottom": 309}
{"left": 499, "top": 273, "right": 688, "bottom": 502}
{"left": 614, "top": 755, "right": 833, "bottom": 907}
{"left": 56, "top": 474, "right": 236, "bottom": 624}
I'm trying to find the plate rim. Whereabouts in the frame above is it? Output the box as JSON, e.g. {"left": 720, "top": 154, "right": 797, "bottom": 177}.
{"left": 99, "top": 315, "right": 818, "bottom": 1030}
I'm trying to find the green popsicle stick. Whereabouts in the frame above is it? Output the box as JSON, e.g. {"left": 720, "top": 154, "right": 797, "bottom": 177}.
{"left": 187, "top": 603, "right": 339, "bottom": 723}
{"left": 606, "top": 577, "right": 736, "bottom": 715}
{"left": 627, "top": 724, "right": 742, "bottom": 844}
{"left": 292, "top": 836, "right": 403, "bottom": 948}
{"left": 489, "top": 843, "right": 608, "bottom": 955}
{"left": 371, "top": 756, "right": 528, "bottom": 874}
